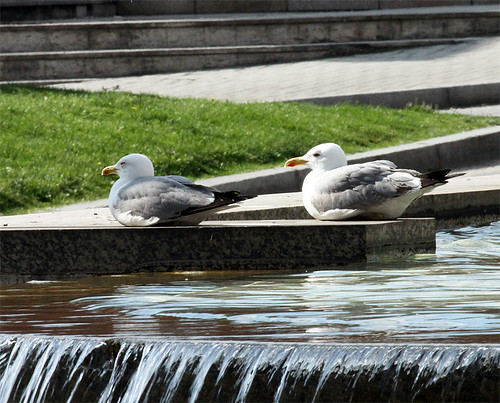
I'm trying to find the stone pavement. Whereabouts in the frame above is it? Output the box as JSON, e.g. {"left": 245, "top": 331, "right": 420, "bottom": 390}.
{"left": 53, "top": 36, "right": 500, "bottom": 106}
{"left": 441, "top": 104, "right": 500, "bottom": 117}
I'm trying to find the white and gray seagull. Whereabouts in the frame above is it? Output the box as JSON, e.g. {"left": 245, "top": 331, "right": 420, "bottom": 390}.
{"left": 285, "top": 143, "right": 463, "bottom": 220}
{"left": 102, "top": 153, "right": 252, "bottom": 226}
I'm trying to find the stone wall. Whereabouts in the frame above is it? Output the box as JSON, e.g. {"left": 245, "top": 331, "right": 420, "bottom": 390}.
{"left": 2, "top": 0, "right": 499, "bottom": 22}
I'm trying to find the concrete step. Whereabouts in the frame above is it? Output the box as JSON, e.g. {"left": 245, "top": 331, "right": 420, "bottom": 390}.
{"left": 2, "top": 0, "right": 498, "bottom": 22}
{"left": 196, "top": 126, "right": 500, "bottom": 195}
{"left": 2, "top": 173, "right": 498, "bottom": 281}
{"left": 1, "top": 5, "right": 498, "bottom": 81}
{"left": 211, "top": 174, "right": 500, "bottom": 230}
{"left": 0, "top": 38, "right": 476, "bottom": 81}
{"left": 0, "top": 216, "right": 436, "bottom": 283}
{"left": 1, "top": 0, "right": 116, "bottom": 22}
{"left": 2, "top": 6, "right": 498, "bottom": 53}
{"left": 2, "top": 173, "right": 497, "bottom": 282}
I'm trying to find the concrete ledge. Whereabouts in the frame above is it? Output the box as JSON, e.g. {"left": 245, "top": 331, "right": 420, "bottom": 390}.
{"left": 2, "top": 39, "right": 485, "bottom": 82}
{"left": 1, "top": 6, "right": 498, "bottom": 80}
{"left": 347, "top": 126, "right": 500, "bottom": 172}
{"left": 2, "top": 8, "right": 498, "bottom": 52}
{"left": 197, "top": 126, "right": 500, "bottom": 195}
{"left": 2, "top": 1, "right": 497, "bottom": 22}
{"left": 1, "top": 0, "right": 115, "bottom": 5}
{"left": 299, "top": 82, "right": 500, "bottom": 109}
{"left": 0, "top": 218, "right": 435, "bottom": 284}
{"left": 0, "top": 0, "right": 115, "bottom": 22}
{"left": 211, "top": 174, "right": 500, "bottom": 229}
{"left": 4, "top": 40, "right": 468, "bottom": 81}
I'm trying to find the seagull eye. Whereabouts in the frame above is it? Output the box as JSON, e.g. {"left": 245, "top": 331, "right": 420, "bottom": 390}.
{"left": 313, "top": 152, "right": 321, "bottom": 157}
{"left": 120, "top": 162, "right": 126, "bottom": 166}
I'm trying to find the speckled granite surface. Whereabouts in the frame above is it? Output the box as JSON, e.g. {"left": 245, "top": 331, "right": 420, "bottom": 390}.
{"left": 0, "top": 218, "right": 434, "bottom": 284}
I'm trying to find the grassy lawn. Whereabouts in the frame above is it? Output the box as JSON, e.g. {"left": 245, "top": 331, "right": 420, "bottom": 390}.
{"left": 1, "top": 86, "right": 498, "bottom": 215}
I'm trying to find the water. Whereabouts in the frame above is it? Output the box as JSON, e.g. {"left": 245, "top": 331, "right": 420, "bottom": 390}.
{"left": 1, "top": 222, "right": 499, "bottom": 343}
{"left": 0, "top": 222, "right": 499, "bottom": 402}
{"left": 0, "top": 337, "right": 498, "bottom": 402}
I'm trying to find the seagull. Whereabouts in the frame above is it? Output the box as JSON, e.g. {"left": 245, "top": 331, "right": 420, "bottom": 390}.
{"left": 101, "top": 153, "right": 252, "bottom": 226}
{"left": 285, "top": 143, "right": 463, "bottom": 220}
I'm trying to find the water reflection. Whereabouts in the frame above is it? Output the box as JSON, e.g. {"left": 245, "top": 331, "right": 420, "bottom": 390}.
{"left": 1, "top": 222, "right": 499, "bottom": 343}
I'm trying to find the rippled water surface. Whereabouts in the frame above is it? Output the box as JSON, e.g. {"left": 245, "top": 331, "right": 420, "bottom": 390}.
{"left": 1, "top": 222, "right": 499, "bottom": 343}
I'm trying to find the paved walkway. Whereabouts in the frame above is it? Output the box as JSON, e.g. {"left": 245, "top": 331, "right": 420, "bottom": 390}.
{"left": 53, "top": 37, "right": 500, "bottom": 104}
{"left": 441, "top": 104, "right": 500, "bottom": 117}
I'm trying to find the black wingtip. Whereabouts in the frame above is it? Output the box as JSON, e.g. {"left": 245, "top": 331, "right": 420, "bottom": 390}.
{"left": 181, "top": 190, "right": 256, "bottom": 217}
{"left": 218, "top": 190, "right": 257, "bottom": 204}
{"left": 418, "top": 169, "right": 465, "bottom": 188}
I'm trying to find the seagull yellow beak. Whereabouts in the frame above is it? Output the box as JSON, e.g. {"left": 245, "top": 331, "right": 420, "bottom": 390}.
{"left": 101, "top": 165, "right": 118, "bottom": 176}
{"left": 284, "top": 157, "right": 307, "bottom": 168}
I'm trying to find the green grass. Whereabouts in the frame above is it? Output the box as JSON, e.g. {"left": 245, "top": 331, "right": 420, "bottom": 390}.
{"left": 1, "top": 86, "right": 498, "bottom": 215}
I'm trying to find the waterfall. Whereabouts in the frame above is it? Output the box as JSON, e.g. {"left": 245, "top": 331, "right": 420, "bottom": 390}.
{"left": 0, "top": 335, "right": 498, "bottom": 402}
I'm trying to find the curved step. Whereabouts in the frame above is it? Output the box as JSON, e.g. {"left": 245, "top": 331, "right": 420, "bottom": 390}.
{"left": 1, "top": 5, "right": 498, "bottom": 53}
{"left": 0, "top": 38, "right": 478, "bottom": 81}
{"left": 2, "top": 0, "right": 498, "bottom": 22}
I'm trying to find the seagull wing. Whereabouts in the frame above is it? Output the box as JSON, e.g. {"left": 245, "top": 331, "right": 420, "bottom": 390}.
{"left": 309, "top": 161, "right": 422, "bottom": 211}
{"left": 115, "top": 176, "right": 216, "bottom": 222}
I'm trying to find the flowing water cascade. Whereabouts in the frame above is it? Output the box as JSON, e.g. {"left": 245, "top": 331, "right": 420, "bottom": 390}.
{"left": 0, "top": 335, "right": 498, "bottom": 403}
{"left": 1, "top": 224, "right": 499, "bottom": 402}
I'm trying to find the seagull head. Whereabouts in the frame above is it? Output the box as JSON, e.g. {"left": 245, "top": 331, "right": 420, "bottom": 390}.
{"left": 101, "top": 153, "right": 155, "bottom": 180}
{"left": 285, "top": 143, "right": 348, "bottom": 171}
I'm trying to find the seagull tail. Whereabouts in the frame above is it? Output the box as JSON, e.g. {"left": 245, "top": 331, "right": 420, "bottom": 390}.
{"left": 418, "top": 169, "right": 465, "bottom": 188}
{"left": 179, "top": 191, "right": 255, "bottom": 219}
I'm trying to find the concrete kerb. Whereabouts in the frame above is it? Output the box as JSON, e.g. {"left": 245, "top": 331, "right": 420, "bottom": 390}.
{"left": 197, "top": 125, "right": 500, "bottom": 195}
{"left": 209, "top": 175, "right": 500, "bottom": 230}
{"left": 298, "top": 83, "right": 500, "bottom": 109}
{"left": 6, "top": 77, "right": 500, "bottom": 111}
{"left": 0, "top": 218, "right": 436, "bottom": 283}
{"left": 50, "top": 125, "right": 500, "bottom": 212}
{"left": 347, "top": 125, "right": 500, "bottom": 172}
